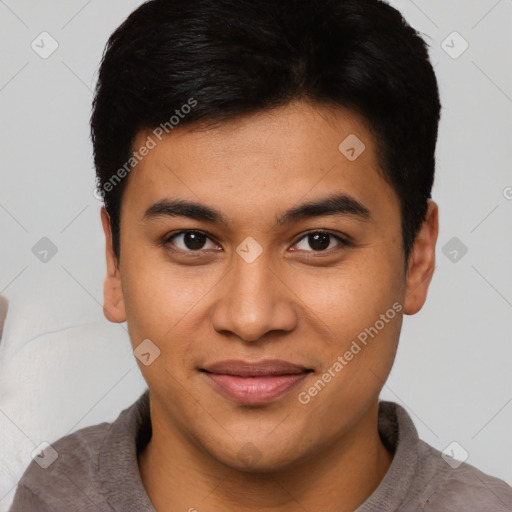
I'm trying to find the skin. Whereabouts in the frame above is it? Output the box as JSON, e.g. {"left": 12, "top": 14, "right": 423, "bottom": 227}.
{"left": 101, "top": 99, "right": 438, "bottom": 512}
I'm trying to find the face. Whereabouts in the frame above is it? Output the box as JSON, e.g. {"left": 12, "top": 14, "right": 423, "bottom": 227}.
{"left": 101, "top": 99, "right": 437, "bottom": 471}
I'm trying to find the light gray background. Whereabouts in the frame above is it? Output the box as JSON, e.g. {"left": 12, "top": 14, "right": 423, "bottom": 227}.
{"left": 1, "top": 0, "right": 511, "bottom": 509}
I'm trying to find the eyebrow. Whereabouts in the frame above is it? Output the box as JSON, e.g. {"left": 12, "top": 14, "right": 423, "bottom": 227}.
{"left": 142, "top": 193, "right": 371, "bottom": 226}
{"left": 275, "top": 194, "right": 370, "bottom": 225}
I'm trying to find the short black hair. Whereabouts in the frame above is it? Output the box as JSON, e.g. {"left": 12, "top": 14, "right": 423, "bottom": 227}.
{"left": 91, "top": 0, "right": 441, "bottom": 264}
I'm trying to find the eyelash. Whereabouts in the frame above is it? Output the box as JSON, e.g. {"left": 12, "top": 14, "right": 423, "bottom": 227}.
{"left": 161, "top": 229, "right": 351, "bottom": 256}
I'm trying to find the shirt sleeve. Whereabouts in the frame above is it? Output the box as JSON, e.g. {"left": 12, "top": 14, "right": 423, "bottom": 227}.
{"left": 9, "top": 484, "right": 53, "bottom": 512}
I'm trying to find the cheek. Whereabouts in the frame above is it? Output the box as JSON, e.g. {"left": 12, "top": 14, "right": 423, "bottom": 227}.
{"left": 120, "top": 248, "right": 228, "bottom": 378}
{"left": 295, "top": 253, "right": 402, "bottom": 337}
{"left": 292, "top": 248, "right": 403, "bottom": 394}
{"left": 120, "top": 265, "right": 202, "bottom": 393}
{"left": 120, "top": 248, "right": 199, "bottom": 345}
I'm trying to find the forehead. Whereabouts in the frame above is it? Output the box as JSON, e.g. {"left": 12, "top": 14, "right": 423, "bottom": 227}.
{"left": 121, "top": 100, "right": 397, "bottom": 225}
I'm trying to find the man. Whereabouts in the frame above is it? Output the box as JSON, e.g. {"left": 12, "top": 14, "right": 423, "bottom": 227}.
{"left": 10, "top": 0, "right": 512, "bottom": 510}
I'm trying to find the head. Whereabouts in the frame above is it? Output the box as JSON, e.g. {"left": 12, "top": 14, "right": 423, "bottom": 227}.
{"left": 92, "top": 0, "right": 440, "bottom": 471}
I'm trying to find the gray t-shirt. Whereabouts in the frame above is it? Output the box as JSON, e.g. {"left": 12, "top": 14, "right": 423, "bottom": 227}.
{"left": 9, "top": 390, "right": 512, "bottom": 511}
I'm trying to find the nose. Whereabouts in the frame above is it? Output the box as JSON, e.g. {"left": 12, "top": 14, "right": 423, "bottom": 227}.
{"left": 210, "top": 250, "right": 297, "bottom": 343}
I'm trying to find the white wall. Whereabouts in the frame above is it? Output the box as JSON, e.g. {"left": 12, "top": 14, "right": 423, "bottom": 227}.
{"left": 0, "top": 0, "right": 511, "bottom": 509}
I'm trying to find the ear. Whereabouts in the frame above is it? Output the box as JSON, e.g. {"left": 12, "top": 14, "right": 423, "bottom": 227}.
{"left": 100, "top": 208, "right": 126, "bottom": 323}
{"left": 403, "top": 200, "right": 439, "bottom": 315}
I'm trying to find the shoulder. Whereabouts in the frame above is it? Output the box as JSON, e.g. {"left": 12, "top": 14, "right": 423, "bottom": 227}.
{"left": 413, "top": 440, "right": 512, "bottom": 512}
{"left": 9, "top": 391, "right": 151, "bottom": 511}
{"left": 377, "top": 401, "right": 512, "bottom": 512}
{"left": 9, "top": 421, "right": 113, "bottom": 511}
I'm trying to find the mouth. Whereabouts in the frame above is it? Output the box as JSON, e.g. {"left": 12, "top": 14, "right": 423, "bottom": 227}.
{"left": 199, "top": 359, "right": 314, "bottom": 405}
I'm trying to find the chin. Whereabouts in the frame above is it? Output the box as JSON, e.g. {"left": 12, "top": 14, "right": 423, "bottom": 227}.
{"left": 207, "top": 437, "right": 309, "bottom": 474}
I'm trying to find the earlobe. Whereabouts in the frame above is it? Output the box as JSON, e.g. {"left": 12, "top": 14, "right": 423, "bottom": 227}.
{"left": 100, "top": 208, "right": 127, "bottom": 323}
{"left": 403, "top": 200, "right": 439, "bottom": 315}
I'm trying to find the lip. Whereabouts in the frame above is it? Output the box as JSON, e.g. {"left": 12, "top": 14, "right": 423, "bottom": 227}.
{"left": 200, "top": 359, "right": 313, "bottom": 405}
{"left": 202, "top": 359, "right": 311, "bottom": 377}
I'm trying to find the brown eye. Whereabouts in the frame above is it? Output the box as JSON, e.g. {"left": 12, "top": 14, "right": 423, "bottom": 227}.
{"left": 166, "top": 231, "right": 218, "bottom": 252}
{"left": 293, "top": 231, "right": 347, "bottom": 252}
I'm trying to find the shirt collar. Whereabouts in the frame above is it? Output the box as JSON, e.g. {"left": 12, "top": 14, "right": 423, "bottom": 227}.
{"left": 355, "top": 401, "right": 420, "bottom": 511}
{"left": 99, "top": 393, "right": 418, "bottom": 512}
{"left": 99, "top": 389, "right": 155, "bottom": 511}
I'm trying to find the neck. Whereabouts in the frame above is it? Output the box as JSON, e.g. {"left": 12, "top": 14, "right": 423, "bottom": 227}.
{"left": 139, "top": 400, "right": 392, "bottom": 512}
